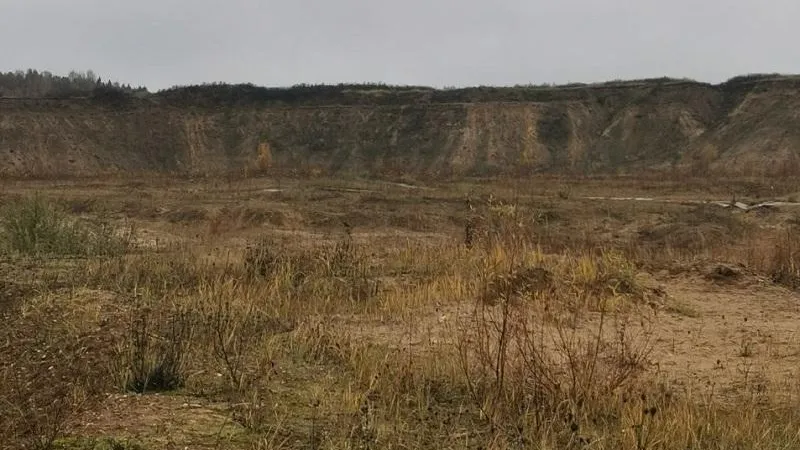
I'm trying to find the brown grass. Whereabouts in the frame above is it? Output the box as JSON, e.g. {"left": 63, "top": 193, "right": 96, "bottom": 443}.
{"left": 2, "top": 176, "right": 800, "bottom": 449}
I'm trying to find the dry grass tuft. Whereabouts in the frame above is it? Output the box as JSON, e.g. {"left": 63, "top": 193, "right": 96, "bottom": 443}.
{"left": 766, "top": 227, "right": 800, "bottom": 289}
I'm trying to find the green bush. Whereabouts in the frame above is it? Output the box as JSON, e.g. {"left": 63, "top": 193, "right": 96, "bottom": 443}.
{"left": 0, "top": 195, "right": 129, "bottom": 257}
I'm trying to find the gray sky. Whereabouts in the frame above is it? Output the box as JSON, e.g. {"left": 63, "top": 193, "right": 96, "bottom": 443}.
{"left": 2, "top": 0, "right": 798, "bottom": 90}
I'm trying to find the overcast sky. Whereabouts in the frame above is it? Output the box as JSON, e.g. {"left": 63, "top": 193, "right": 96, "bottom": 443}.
{"left": 1, "top": 0, "right": 798, "bottom": 90}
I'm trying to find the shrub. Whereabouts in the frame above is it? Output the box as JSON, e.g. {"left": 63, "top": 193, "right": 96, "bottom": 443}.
{"left": 116, "top": 296, "right": 195, "bottom": 394}
{"left": 459, "top": 288, "right": 653, "bottom": 443}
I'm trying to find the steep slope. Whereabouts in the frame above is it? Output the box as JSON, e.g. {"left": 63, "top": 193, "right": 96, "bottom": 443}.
{"left": 690, "top": 80, "right": 800, "bottom": 176}
{"left": 1, "top": 77, "right": 799, "bottom": 178}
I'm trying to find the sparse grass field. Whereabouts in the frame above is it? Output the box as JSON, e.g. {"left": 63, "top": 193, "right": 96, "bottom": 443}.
{"left": 2, "top": 174, "right": 800, "bottom": 449}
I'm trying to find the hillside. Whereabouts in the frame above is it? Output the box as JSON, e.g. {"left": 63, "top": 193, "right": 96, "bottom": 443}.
{"left": 2, "top": 75, "right": 800, "bottom": 178}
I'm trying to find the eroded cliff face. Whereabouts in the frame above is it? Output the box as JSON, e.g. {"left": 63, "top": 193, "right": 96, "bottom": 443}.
{"left": 2, "top": 78, "right": 800, "bottom": 178}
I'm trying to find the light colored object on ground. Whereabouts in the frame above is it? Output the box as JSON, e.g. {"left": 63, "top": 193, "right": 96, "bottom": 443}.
{"left": 715, "top": 201, "right": 781, "bottom": 212}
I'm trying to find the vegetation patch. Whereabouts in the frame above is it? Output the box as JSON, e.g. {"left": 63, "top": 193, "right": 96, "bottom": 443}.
{"left": 4, "top": 177, "right": 800, "bottom": 449}
{"left": 52, "top": 437, "right": 146, "bottom": 450}
{"left": 0, "top": 196, "right": 130, "bottom": 257}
